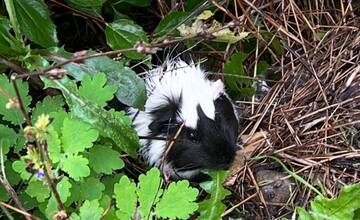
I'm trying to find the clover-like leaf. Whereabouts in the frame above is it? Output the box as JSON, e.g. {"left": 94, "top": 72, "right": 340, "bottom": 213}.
{"left": 12, "top": 158, "right": 31, "bottom": 180}
{"left": 138, "top": 168, "right": 162, "bottom": 218}
{"left": 84, "top": 56, "right": 147, "bottom": 109}
{"left": 43, "top": 77, "right": 139, "bottom": 156}
{"left": 156, "top": 180, "right": 199, "bottom": 219}
{"left": 0, "top": 75, "right": 31, "bottom": 125}
{"left": 106, "top": 19, "right": 148, "bottom": 59}
{"left": 32, "top": 96, "right": 64, "bottom": 123}
{"left": 114, "top": 175, "right": 137, "bottom": 220}
{"left": 198, "top": 171, "right": 231, "bottom": 220}
{"left": 88, "top": 145, "right": 124, "bottom": 174}
{"left": 61, "top": 117, "right": 99, "bottom": 154}
{"left": 61, "top": 155, "right": 90, "bottom": 181}
{"left": 78, "top": 177, "right": 105, "bottom": 201}
{"left": 72, "top": 200, "right": 104, "bottom": 220}
{"left": 25, "top": 180, "right": 50, "bottom": 202}
{"left": 79, "top": 73, "right": 117, "bottom": 108}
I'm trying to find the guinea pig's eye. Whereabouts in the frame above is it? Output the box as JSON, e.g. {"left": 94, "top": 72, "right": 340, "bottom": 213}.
{"left": 186, "top": 130, "right": 198, "bottom": 142}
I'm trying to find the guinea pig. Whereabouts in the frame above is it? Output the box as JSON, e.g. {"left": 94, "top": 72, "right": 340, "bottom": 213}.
{"left": 128, "top": 60, "right": 239, "bottom": 181}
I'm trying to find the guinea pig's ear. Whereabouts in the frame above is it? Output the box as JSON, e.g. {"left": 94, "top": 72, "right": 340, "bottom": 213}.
{"left": 210, "top": 79, "right": 225, "bottom": 99}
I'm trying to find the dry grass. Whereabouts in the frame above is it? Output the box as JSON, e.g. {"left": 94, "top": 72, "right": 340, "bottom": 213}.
{"left": 213, "top": 0, "right": 360, "bottom": 219}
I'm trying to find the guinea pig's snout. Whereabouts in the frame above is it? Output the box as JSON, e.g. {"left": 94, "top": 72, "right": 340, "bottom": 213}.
{"left": 217, "top": 152, "right": 235, "bottom": 169}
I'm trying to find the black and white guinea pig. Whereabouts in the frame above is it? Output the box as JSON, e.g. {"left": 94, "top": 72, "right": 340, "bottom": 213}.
{"left": 128, "top": 60, "right": 239, "bottom": 181}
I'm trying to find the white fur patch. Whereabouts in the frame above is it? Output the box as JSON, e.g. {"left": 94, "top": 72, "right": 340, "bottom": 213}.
{"left": 129, "top": 60, "right": 225, "bottom": 171}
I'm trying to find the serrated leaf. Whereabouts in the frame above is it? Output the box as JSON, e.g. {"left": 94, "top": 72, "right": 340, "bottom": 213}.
{"left": 32, "top": 96, "right": 64, "bottom": 123}
{"left": 25, "top": 180, "right": 50, "bottom": 202}
{"left": 154, "top": 12, "right": 190, "bottom": 37}
{"left": 0, "top": 124, "right": 17, "bottom": 157}
{"left": 43, "top": 77, "right": 140, "bottom": 156}
{"left": 0, "top": 17, "right": 28, "bottom": 57}
{"left": 61, "top": 117, "right": 99, "bottom": 154}
{"left": 12, "top": 158, "right": 31, "bottom": 180}
{"left": 156, "top": 180, "right": 199, "bottom": 219}
{"left": 78, "top": 177, "right": 105, "bottom": 201}
{"left": 47, "top": 126, "right": 61, "bottom": 164}
{"left": 74, "top": 200, "right": 104, "bottom": 220}
{"left": 61, "top": 155, "right": 90, "bottom": 180}
{"left": 102, "top": 174, "right": 122, "bottom": 196}
{"left": 114, "top": 175, "right": 137, "bottom": 220}
{"left": 48, "top": 110, "right": 68, "bottom": 134}
{"left": 13, "top": 0, "right": 58, "bottom": 47}
{"left": 88, "top": 145, "right": 124, "bottom": 174}
{"left": 84, "top": 56, "right": 147, "bottom": 109}
{"left": 106, "top": 19, "right": 148, "bottom": 59}
{"left": 78, "top": 73, "right": 117, "bottom": 108}
{"left": 0, "top": 75, "right": 31, "bottom": 125}
{"left": 298, "top": 183, "right": 360, "bottom": 220}
{"left": 198, "top": 171, "right": 231, "bottom": 220}
{"left": 138, "top": 168, "right": 162, "bottom": 218}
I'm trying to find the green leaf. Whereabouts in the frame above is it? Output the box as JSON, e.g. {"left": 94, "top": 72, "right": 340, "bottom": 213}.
{"left": 78, "top": 177, "right": 105, "bottom": 201}
{"left": 84, "top": 56, "right": 147, "bottom": 109}
{"left": 47, "top": 126, "right": 61, "bottom": 164}
{"left": 156, "top": 180, "right": 199, "bottom": 219}
{"left": 61, "top": 154, "right": 90, "bottom": 180}
{"left": 102, "top": 174, "right": 122, "bottom": 196}
{"left": 88, "top": 145, "right": 124, "bottom": 174}
{"left": 48, "top": 110, "right": 68, "bottom": 134}
{"left": 299, "top": 183, "right": 360, "bottom": 220}
{"left": 154, "top": 12, "right": 190, "bottom": 37}
{"left": 198, "top": 171, "right": 231, "bottom": 220}
{"left": 5, "top": 161, "right": 21, "bottom": 185}
{"left": 78, "top": 73, "right": 117, "bottom": 108}
{"left": 0, "top": 184, "right": 10, "bottom": 201}
{"left": 0, "top": 124, "right": 17, "bottom": 157}
{"left": 73, "top": 200, "right": 104, "bottom": 220}
{"left": 25, "top": 180, "right": 50, "bottom": 202}
{"left": 13, "top": 0, "right": 58, "bottom": 47}
{"left": 297, "top": 207, "right": 314, "bottom": 220}
{"left": 106, "top": 19, "right": 148, "bottom": 59}
{"left": 43, "top": 77, "right": 140, "bottom": 156}
{"left": 0, "top": 17, "right": 27, "bottom": 56}
{"left": 138, "top": 168, "right": 162, "bottom": 218}
{"left": 32, "top": 96, "right": 64, "bottom": 123}
{"left": 61, "top": 117, "right": 99, "bottom": 154}
{"left": 0, "top": 75, "right": 32, "bottom": 125}
{"left": 66, "top": 0, "right": 107, "bottom": 7}
{"left": 122, "top": 0, "right": 151, "bottom": 7}
{"left": 114, "top": 175, "right": 137, "bottom": 220}
{"left": 256, "top": 60, "right": 268, "bottom": 76}
{"left": 12, "top": 158, "right": 31, "bottom": 180}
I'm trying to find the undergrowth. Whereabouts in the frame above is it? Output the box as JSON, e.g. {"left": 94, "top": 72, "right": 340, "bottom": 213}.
{"left": 0, "top": 0, "right": 359, "bottom": 219}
